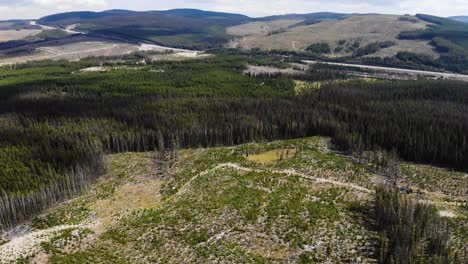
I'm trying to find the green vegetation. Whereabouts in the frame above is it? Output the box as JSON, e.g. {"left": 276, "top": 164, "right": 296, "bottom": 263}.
{"left": 2, "top": 134, "right": 466, "bottom": 262}
{"left": 0, "top": 12, "right": 466, "bottom": 264}
{"left": 375, "top": 186, "right": 464, "bottom": 263}
{"left": 395, "top": 14, "right": 468, "bottom": 72}
{"left": 361, "top": 51, "right": 468, "bottom": 73}
{"left": 353, "top": 41, "right": 395, "bottom": 57}
{"left": 399, "top": 14, "right": 468, "bottom": 54}
{"left": 306, "top": 42, "right": 331, "bottom": 54}
{"left": 2, "top": 12, "right": 468, "bottom": 73}
{"left": 36, "top": 137, "right": 377, "bottom": 262}
{"left": 450, "top": 16, "right": 468, "bottom": 23}
{"left": 401, "top": 163, "right": 468, "bottom": 198}
{"left": 37, "top": 9, "right": 250, "bottom": 49}
{"left": 1, "top": 54, "right": 468, "bottom": 229}
{"left": 19, "top": 136, "right": 466, "bottom": 262}
{"left": 29, "top": 29, "right": 70, "bottom": 39}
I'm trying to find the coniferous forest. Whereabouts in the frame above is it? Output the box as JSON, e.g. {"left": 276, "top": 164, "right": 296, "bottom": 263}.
{"left": 0, "top": 53, "right": 467, "bottom": 242}
{"left": 375, "top": 186, "right": 464, "bottom": 263}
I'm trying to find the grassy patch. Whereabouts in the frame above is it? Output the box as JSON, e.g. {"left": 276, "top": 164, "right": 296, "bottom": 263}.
{"left": 42, "top": 228, "right": 94, "bottom": 255}
{"left": 402, "top": 163, "right": 468, "bottom": 198}
{"left": 32, "top": 200, "right": 91, "bottom": 229}
{"left": 294, "top": 79, "right": 379, "bottom": 95}
{"left": 49, "top": 246, "right": 128, "bottom": 264}
{"left": 294, "top": 80, "right": 322, "bottom": 95}
{"left": 245, "top": 148, "right": 297, "bottom": 164}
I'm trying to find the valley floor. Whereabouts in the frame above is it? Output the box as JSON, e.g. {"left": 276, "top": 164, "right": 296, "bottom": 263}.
{"left": 1, "top": 137, "right": 466, "bottom": 263}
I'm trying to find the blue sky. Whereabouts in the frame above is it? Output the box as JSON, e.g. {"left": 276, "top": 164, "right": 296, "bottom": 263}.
{"left": 1, "top": 0, "right": 467, "bottom": 20}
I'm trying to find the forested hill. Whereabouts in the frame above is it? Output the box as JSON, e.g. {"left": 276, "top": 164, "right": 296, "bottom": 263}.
{"left": 34, "top": 9, "right": 349, "bottom": 49}
{"left": 36, "top": 9, "right": 251, "bottom": 49}
{"left": 1, "top": 9, "right": 468, "bottom": 72}
{"left": 449, "top": 16, "right": 468, "bottom": 23}
{"left": 1, "top": 53, "right": 467, "bottom": 229}
{"left": 253, "top": 12, "right": 349, "bottom": 21}
{"left": 38, "top": 9, "right": 250, "bottom": 25}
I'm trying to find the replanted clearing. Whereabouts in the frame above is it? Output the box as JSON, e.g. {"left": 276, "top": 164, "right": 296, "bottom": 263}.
{"left": 231, "top": 15, "right": 438, "bottom": 58}
{"left": 0, "top": 138, "right": 377, "bottom": 263}
{"left": 1, "top": 137, "right": 465, "bottom": 263}
{"left": 0, "top": 152, "right": 162, "bottom": 263}
{"left": 227, "top": 19, "right": 303, "bottom": 36}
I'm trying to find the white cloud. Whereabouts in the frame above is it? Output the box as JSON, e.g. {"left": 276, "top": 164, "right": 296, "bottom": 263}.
{"left": 0, "top": 0, "right": 109, "bottom": 20}
{"left": 33, "top": 0, "right": 108, "bottom": 10}
{"left": 192, "top": 0, "right": 468, "bottom": 17}
{"left": 398, "top": 0, "right": 468, "bottom": 17}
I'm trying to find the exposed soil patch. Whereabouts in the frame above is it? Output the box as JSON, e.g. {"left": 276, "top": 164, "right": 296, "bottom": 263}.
{"left": 246, "top": 148, "right": 297, "bottom": 164}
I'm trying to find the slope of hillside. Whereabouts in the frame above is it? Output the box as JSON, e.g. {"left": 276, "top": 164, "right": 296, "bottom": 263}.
{"left": 0, "top": 20, "right": 44, "bottom": 43}
{"left": 0, "top": 138, "right": 377, "bottom": 263}
{"left": 1, "top": 137, "right": 466, "bottom": 263}
{"left": 0, "top": 53, "right": 467, "bottom": 262}
{"left": 228, "top": 15, "right": 438, "bottom": 58}
{"left": 255, "top": 12, "right": 349, "bottom": 22}
{"left": 1, "top": 10, "right": 468, "bottom": 72}
{"left": 401, "top": 14, "right": 468, "bottom": 54}
{"left": 37, "top": 9, "right": 250, "bottom": 49}
{"left": 159, "top": 8, "right": 249, "bottom": 23}
{"left": 449, "top": 16, "right": 468, "bottom": 23}
{"left": 226, "top": 12, "right": 350, "bottom": 39}
{"left": 0, "top": 29, "right": 43, "bottom": 43}
{"left": 37, "top": 11, "right": 123, "bottom": 25}
{"left": 0, "top": 10, "right": 353, "bottom": 61}
{"left": 226, "top": 19, "right": 304, "bottom": 36}
{"left": 0, "top": 20, "right": 40, "bottom": 30}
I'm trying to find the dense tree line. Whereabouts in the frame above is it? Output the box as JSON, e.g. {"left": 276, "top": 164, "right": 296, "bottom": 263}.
{"left": 361, "top": 52, "right": 468, "bottom": 73}
{"left": 306, "top": 43, "right": 331, "bottom": 54}
{"left": 0, "top": 116, "right": 105, "bottom": 226}
{"left": 0, "top": 55, "right": 467, "bottom": 228}
{"left": 37, "top": 10, "right": 250, "bottom": 50}
{"left": 353, "top": 41, "right": 395, "bottom": 57}
{"left": 375, "top": 185, "right": 465, "bottom": 263}
{"left": 317, "top": 80, "right": 468, "bottom": 169}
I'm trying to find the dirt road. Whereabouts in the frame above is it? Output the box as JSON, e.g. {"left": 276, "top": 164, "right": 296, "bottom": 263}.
{"left": 29, "top": 21, "right": 55, "bottom": 31}
{"left": 31, "top": 21, "right": 83, "bottom": 35}
{"left": 174, "top": 163, "right": 372, "bottom": 201}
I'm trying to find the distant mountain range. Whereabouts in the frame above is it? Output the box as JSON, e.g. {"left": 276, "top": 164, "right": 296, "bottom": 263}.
{"left": 449, "top": 16, "right": 468, "bottom": 23}
{"left": 34, "top": 9, "right": 254, "bottom": 49}
{"left": 34, "top": 9, "right": 350, "bottom": 49}
{"left": 0, "top": 9, "right": 467, "bottom": 70}
{"left": 33, "top": 10, "right": 468, "bottom": 54}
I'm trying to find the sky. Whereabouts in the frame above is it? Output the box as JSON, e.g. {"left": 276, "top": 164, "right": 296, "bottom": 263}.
{"left": 1, "top": 0, "right": 468, "bottom": 20}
